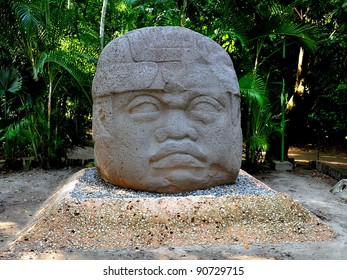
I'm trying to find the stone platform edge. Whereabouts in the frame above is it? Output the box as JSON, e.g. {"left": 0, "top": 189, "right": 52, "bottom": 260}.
{"left": 309, "top": 160, "right": 347, "bottom": 181}
{"left": 11, "top": 168, "right": 335, "bottom": 251}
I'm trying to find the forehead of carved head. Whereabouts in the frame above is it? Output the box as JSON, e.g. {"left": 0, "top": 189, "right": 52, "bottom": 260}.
{"left": 92, "top": 26, "right": 242, "bottom": 193}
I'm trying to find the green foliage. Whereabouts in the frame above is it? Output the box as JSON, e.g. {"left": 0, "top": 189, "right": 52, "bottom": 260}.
{"left": 1, "top": 0, "right": 346, "bottom": 169}
{"left": 0, "top": 0, "right": 93, "bottom": 168}
{"left": 240, "top": 71, "right": 279, "bottom": 165}
{"left": 0, "top": 120, "right": 29, "bottom": 161}
{"left": 239, "top": 73, "right": 267, "bottom": 107}
{"left": 249, "top": 105, "right": 278, "bottom": 154}
{"left": 0, "top": 67, "right": 22, "bottom": 96}
{"left": 284, "top": 0, "right": 347, "bottom": 147}
{"left": 308, "top": 83, "right": 347, "bottom": 144}
{"left": 45, "top": 50, "right": 92, "bottom": 104}
{"left": 0, "top": 66, "right": 24, "bottom": 161}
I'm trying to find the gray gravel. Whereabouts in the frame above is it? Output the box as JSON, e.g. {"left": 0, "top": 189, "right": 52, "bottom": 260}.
{"left": 71, "top": 168, "right": 275, "bottom": 201}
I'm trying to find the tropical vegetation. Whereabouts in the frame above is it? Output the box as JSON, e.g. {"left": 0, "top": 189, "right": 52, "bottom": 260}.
{"left": 1, "top": 0, "right": 346, "bottom": 170}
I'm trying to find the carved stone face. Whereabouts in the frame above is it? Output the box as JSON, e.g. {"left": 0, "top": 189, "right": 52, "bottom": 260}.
{"left": 92, "top": 27, "right": 242, "bottom": 193}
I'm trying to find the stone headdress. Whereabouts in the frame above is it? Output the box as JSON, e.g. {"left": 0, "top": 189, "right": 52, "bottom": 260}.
{"left": 92, "top": 26, "right": 240, "bottom": 98}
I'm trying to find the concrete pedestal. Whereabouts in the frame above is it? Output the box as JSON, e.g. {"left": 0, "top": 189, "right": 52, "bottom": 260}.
{"left": 11, "top": 168, "right": 334, "bottom": 251}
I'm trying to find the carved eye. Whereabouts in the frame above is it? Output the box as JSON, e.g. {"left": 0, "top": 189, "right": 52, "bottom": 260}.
{"left": 127, "top": 95, "right": 161, "bottom": 120}
{"left": 190, "top": 96, "right": 222, "bottom": 112}
{"left": 188, "top": 96, "right": 223, "bottom": 123}
{"left": 191, "top": 101, "right": 220, "bottom": 113}
{"left": 129, "top": 102, "right": 159, "bottom": 114}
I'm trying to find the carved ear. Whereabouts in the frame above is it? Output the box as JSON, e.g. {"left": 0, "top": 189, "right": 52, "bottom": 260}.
{"left": 92, "top": 99, "right": 112, "bottom": 140}
{"left": 230, "top": 94, "right": 241, "bottom": 127}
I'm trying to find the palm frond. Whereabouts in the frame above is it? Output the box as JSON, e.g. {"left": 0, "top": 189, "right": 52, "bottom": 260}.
{"left": 12, "top": 2, "right": 41, "bottom": 32}
{"left": 254, "top": 2, "right": 317, "bottom": 52}
{"left": 46, "top": 51, "right": 92, "bottom": 105}
{"left": 215, "top": 1, "right": 251, "bottom": 50}
{"left": 0, "top": 66, "right": 22, "bottom": 95}
{"left": 249, "top": 105, "right": 277, "bottom": 152}
{"left": 265, "top": 18, "right": 317, "bottom": 52}
{"left": 239, "top": 72, "right": 268, "bottom": 107}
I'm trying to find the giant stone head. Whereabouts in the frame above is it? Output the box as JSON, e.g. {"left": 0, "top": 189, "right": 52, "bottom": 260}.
{"left": 92, "top": 26, "right": 242, "bottom": 193}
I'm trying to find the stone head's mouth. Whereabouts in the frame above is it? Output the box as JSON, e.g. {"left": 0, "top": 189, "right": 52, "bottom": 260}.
{"left": 150, "top": 153, "right": 206, "bottom": 169}
{"left": 149, "top": 142, "right": 207, "bottom": 169}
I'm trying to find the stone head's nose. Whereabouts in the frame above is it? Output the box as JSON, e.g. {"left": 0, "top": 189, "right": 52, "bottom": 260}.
{"left": 155, "top": 110, "right": 198, "bottom": 143}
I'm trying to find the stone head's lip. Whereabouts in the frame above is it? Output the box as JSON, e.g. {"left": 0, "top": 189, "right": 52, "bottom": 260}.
{"left": 151, "top": 153, "right": 206, "bottom": 169}
{"left": 149, "top": 141, "right": 207, "bottom": 164}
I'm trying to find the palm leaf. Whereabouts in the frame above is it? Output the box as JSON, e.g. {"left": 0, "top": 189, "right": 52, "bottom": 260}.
{"left": 265, "top": 18, "right": 317, "bottom": 52}
{"left": 248, "top": 105, "right": 278, "bottom": 152}
{"left": 12, "top": 2, "right": 41, "bottom": 32}
{"left": 253, "top": 1, "right": 317, "bottom": 52}
{"left": 214, "top": 0, "right": 251, "bottom": 49}
{"left": 0, "top": 67, "right": 22, "bottom": 95}
{"left": 239, "top": 72, "right": 268, "bottom": 107}
{"left": 46, "top": 51, "right": 92, "bottom": 105}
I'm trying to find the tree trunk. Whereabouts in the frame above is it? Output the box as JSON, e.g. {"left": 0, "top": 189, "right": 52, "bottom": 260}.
{"left": 294, "top": 46, "right": 305, "bottom": 95}
{"left": 292, "top": 7, "right": 306, "bottom": 99}
{"left": 44, "top": 0, "right": 51, "bottom": 34}
{"left": 180, "top": 0, "right": 188, "bottom": 27}
{"left": 100, "top": 0, "right": 108, "bottom": 50}
{"left": 48, "top": 65, "right": 53, "bottom": 148}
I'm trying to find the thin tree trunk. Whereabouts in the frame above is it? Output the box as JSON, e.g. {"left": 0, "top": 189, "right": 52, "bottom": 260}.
{"left": 48, "top": 65, "right": 52, "bottom": 147}
{"left": 100, "top": 0, "right": 108, "bottom": 51}
{"left": 180, "top": 0, "right": 187, "bottom": 27}
{"left": 294, "top": 47, "right": 305, "bottom": 95}
{"left": 293, "top": 7, "right": 306, "bottom": 97}
{"left": 45, "top": 0, "right": 50, "bottom": 33}
{"left": 245, "top": 99, "right": 252, "bottom": 163}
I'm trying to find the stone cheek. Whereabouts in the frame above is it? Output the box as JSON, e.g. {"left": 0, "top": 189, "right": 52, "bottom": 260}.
{"left": 92, "top": 26, "right": 242, "bottom": 193}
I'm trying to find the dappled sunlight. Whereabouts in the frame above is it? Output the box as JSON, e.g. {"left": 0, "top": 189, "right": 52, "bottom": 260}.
{"left": 15, "top": 250, "right": 273, "bottom": 260}
{"left": 19, "top": 251, "right": 68, "bottom": 260}
{"left": 0, "top": 221, "right": 20, "bottom": 248}
{"left": 321, "top": 161, "right": 347, "bottom": 166}
{"left": 288, "top": 147, "right": 347, "bottom": 173}
{"left": 287, "top": 152, "right": 301, "bottom": 157}
{"left": 0, "top": 221, "right": 20, "bottom": 235}
{"left": 320, "top": 156, "right": 347, "bottom": 163}
{"left": 323, "top": 155, "right": 347, "bottom": 159}
{"left": 307, "top": 200, "right": 329, "bottom": 208}
{"left": 220, "top": 252, "right": 272, "bottom": 260}
{"left": 294, "top": 159, "right": 310, "bottom": 163}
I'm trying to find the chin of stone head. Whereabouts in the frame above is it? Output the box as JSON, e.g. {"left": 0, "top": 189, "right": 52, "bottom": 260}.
{"left": 92, "top": 26, "right": 242, "bottom": 193}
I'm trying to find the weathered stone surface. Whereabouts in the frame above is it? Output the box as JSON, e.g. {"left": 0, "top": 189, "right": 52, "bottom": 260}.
{"left": 92, "top": 26, "right": 242, "bottom": 193}
{"left": 11, "top": 168, "right": 335, "bottom": 251}
{"left": 330, "top": 179, "right": 347, "bottom": 201}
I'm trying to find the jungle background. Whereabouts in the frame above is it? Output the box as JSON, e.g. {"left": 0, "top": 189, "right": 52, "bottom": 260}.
{"left": 0, "top": 0, "right": 346, "bottom": 170}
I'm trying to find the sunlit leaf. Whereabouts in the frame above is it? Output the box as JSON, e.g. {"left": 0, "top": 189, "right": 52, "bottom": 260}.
{"left": 239, "top": 72, "right": 267, "bottom": 107}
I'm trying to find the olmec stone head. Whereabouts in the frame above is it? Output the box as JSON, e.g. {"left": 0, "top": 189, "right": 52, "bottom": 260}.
{"left": 92, "top": 26, "right": 242, "bottom": 193}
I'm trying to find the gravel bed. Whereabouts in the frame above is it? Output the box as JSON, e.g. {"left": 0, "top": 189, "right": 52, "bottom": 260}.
{"left": 71, "top": 168, "right": 275, "bottom": 201}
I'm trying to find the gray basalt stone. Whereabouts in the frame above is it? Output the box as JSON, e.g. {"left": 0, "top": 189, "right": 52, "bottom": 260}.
{"left": 92, "top": 26, "right": 242, "bottom": 193}
{"left": 330, "top": 179, "right": 347, "bottom": 201}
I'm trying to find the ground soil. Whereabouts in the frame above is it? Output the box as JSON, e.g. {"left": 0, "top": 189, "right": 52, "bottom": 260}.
{"left": 288, "top": 145, "right": 347, "bottom": 175}
{"left": 0, "top": 147, "right": 346, "bottom": 260}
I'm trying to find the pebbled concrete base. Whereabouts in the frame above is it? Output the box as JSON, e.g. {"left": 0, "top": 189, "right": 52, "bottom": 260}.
{"left": 11, "top": 168, "right": 334, "bottom": 252}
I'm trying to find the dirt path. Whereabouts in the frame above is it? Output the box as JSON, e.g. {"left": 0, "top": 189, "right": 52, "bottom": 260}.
{"left": 288, "top": 146, "right": 347, "bottom": 175}
{"left": 0, "top": 163, "right": 346, "bottom": 260}
{"left": 0, "top": 168, "right": 81, "bottom": 252}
